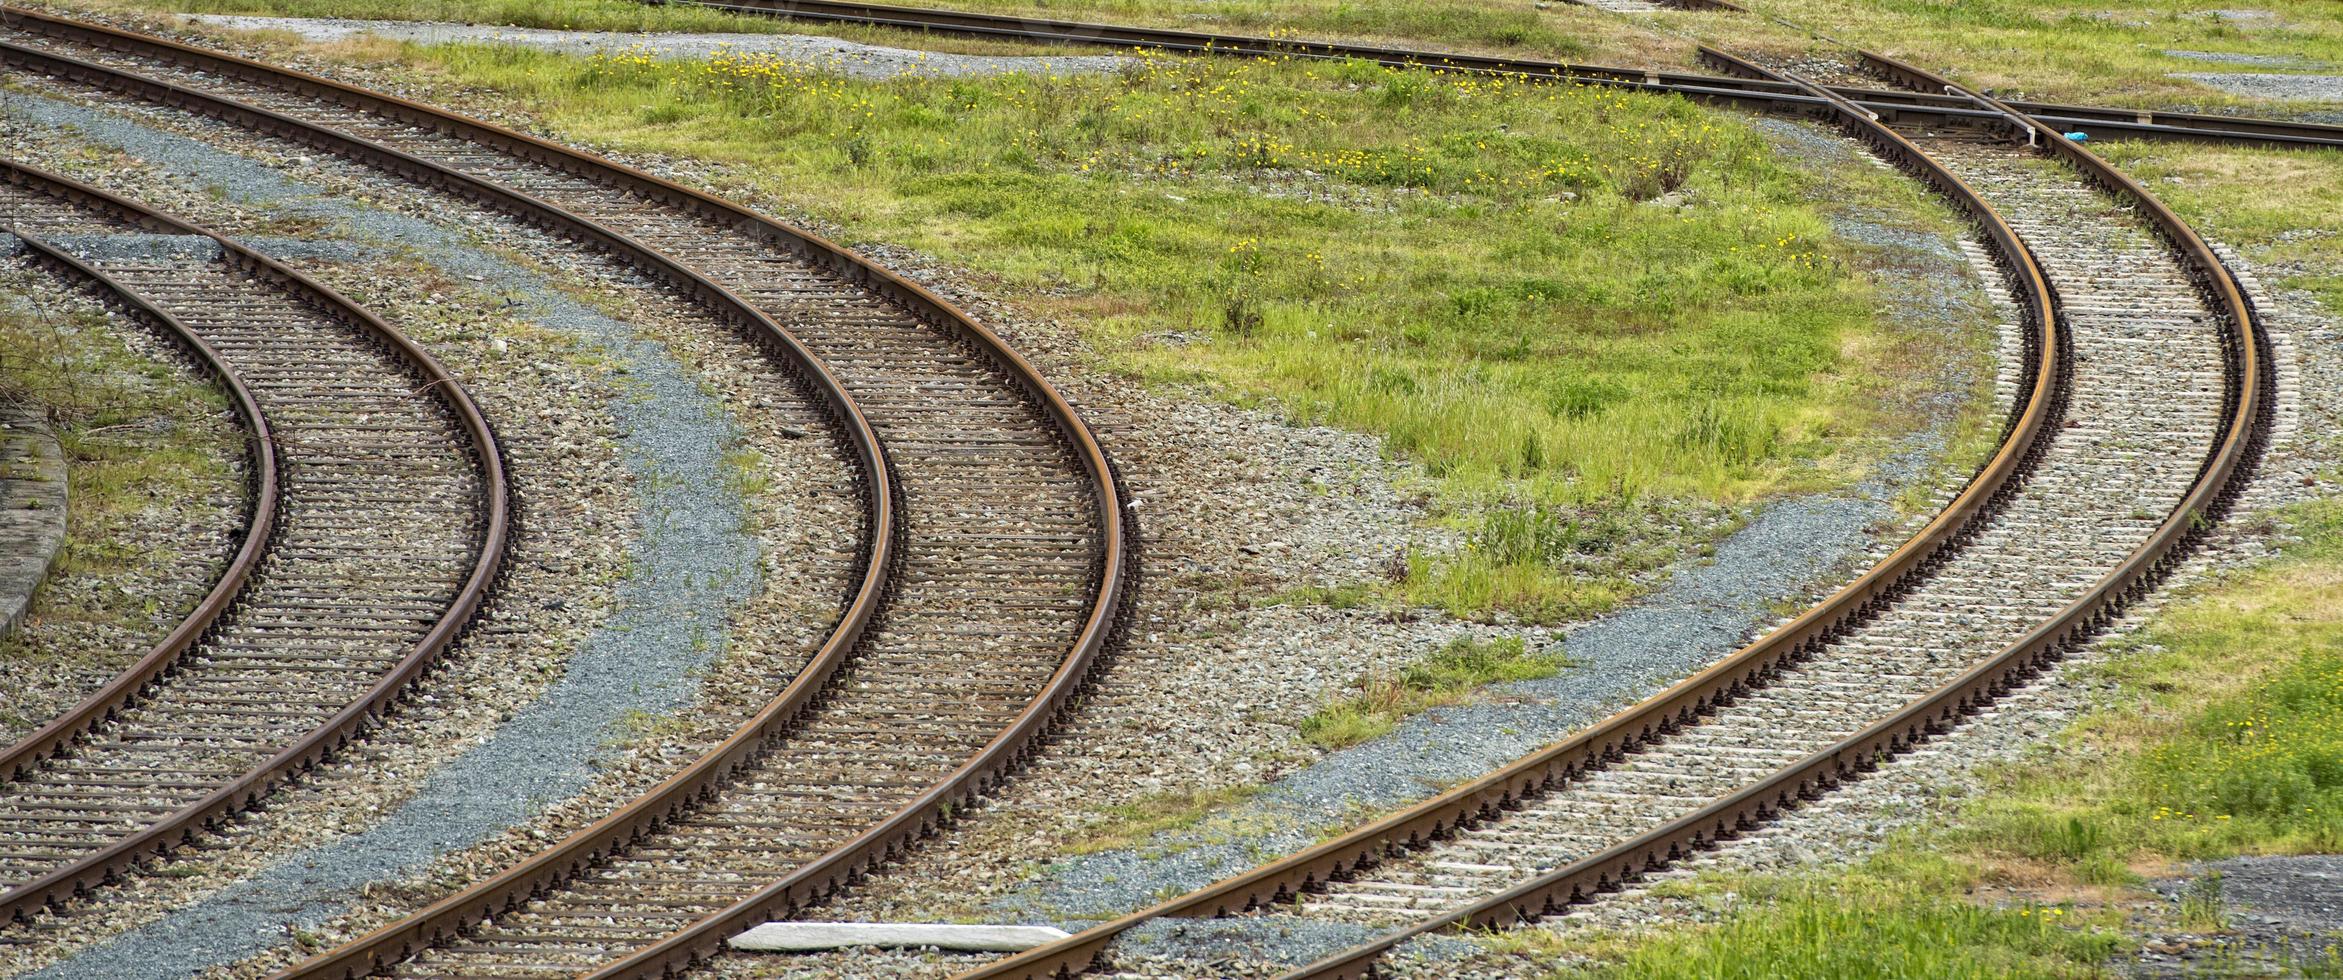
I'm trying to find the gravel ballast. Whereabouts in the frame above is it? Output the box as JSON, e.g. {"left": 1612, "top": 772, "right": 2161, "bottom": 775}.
{"left": 0, "top": 264, "right": 243, "bottom": 748}
{"left": 0, "top": 88, "right": 851, "bottom": 979}
{"left": 1361, "top": 243, "right": 2331, "bottom": 979}
{"left": 2172, "top": 71, "right": 2343, "bottom": 103}
{"left": 684, "top": 119, "right": 2003, "bottom": 978}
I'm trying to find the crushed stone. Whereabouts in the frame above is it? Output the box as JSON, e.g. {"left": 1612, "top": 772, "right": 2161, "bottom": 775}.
{"left": 2173, "top": 71, "right": 2343, "bottom": 103}
{"left": 0, "top": 86, "right": 827, "bottom": 980}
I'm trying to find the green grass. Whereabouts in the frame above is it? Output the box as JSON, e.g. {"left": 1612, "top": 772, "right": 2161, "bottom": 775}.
{"left": 93, "top": 0, "right": 1099, "bottom": 57}
{"left": 0, "top": 305, "right": 234, "bottom": 586}
{"left": 95, "top": 0, "right": 1699, "bottom": 64}
{"left": 0, "top": 291, "right": 240, "bottom": 732}
{"left": 1545, "top": 855, "right": 2123, "bottom": 979}
{"left": 1512, "top": 499, "right": 2343, "bottom": 976}
{"left": 1943, "top": 501, "right": 2343, "bottom": 879}
{"left": 748, "top": 0, "right": 1640, "bottom": 60}
{"left": 130, "top": 21, "right": 1987, "bottom": 622}
{"left": 91, "top": 0, "right": 833, "bottom": 34}
{"left": 1299, "top": 635, "right": 1567, "bottom": 750}
{"left": 1706, "top": 0, "right": 2343, "bottom": 111}
{"left": 105, "top": 0, "right": 2343, "bottom": 114}
{"left": 1064, "top": 783, "right": 1268, "bottom": 855}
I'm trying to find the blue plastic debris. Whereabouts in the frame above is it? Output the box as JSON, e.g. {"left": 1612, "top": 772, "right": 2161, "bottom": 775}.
{"left": 2064, "top": 131, "right": 2090, "bottom": 142}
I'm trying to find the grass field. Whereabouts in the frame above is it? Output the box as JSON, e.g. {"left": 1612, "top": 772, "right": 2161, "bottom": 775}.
{"left": 1733, "top": 0, "right": 2343, "bottom": 110}
{"left": 1487, "top": 130, "right": 2343, "bottom": 974}
{"left": 88, "top": 3, "right": 1994, "bottom": 623}
{"left": 437, "top": 41, "right": 1985, "bottom": 621}
{"left": 101, "top": 0, "right": 2343, "bottom": 113}
{"left": 90, "top": 0, "right": 834, "bottom": 34}
{"left": 88, "top": 0, "right": 1692, "bottom": 63}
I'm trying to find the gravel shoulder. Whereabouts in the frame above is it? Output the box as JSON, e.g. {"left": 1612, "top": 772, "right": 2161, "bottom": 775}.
{"left": 2171, "top": 71, "right": 2343, "bottom": 104}
{"left": 2139, "top": 855, "right": 2343, "bottom": 975}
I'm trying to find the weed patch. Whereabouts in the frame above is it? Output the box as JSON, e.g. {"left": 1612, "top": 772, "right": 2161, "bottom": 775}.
{"left": 0, "top": 289, "right": 239, "bottom": 736}
{"left": 1946, "top": 503, "right": 2343, "bottom": 875}
{"left": 1066, "top": 784, "right": 1268, "bottom": 855}
{"left": 1560, "top": 865, "right": 2122, "bottom": 979}
{"left": 1300, "top": 636, "right": 1567, "bottom": 750}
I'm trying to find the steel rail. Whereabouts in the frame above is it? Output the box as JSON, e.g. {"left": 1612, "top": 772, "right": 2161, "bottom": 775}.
{"left": 0, "top": 24, "right": 910, "bottom": 887}
{"left": 662, "top": 0, "right": 2343, "bottom": 150}
{"left": 0, "top": 18, "right": 906, "bottom": 750}
{"left": 0, "top": 7, "right": 1130, "bottom": 974}
{"left": 1691, "top": 46, "right": 2332, "bottom": 152}
{"left": 0, "top": 157, "right": 513, "bottom": 921}
{"left": 956, "top": 56, "right": 2070, "bottom": 979}
{"left": 0, "top": 178, "right": 281, "bottom": 802}
{"left": 1262, "top": 58, "right": 2274, "bottom": 980}
{"left": 0, "top": 4, "right": 908, "bottom": 964}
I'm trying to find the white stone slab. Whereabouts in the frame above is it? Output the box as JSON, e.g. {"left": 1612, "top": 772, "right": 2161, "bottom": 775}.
{"left": 727, "top": 922, "right": 1072, "bottom": 953}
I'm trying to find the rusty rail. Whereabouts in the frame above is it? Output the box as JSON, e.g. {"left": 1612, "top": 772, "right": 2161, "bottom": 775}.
{"left": 0, "top": 6, "right": 1128, "bottom": 974}
{"left": 0, "top": 158, "right": 512, "bottom": 921}
{"left": 0, "top": 2, "right": 906, "bottom": 935}
{"left": 955, "top": 53, "right": 2070, "bottom": 978}
{"left": 1263, "top": 56, "right": 2273, "bottom": 980}
{"left": 0, "top": 177, "right": 279, "bottom": 796}
{"left": 667, "top": 0, "right": 2343, "bottom": 150}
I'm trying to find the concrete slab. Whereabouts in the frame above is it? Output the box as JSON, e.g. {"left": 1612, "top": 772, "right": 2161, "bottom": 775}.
{"left": 728, "top": 922, "right": 1072, "bottom": 953}
{"left": 0, "top": 403, "right": 67, "bottom": 638}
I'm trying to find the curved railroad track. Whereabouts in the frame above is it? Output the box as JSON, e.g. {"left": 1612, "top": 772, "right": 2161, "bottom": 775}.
{"left": 0, "top": 171, "right": 279, "bottom": 902}
{"left": 961, "top": 48, "right": 2270, "bottom": 980}
{"left": 669, "top": 0, "right": 2343, "bottom": 151}
{"left": 0, "top": 158, "right": 510, "bottom": 923}
{"left": 0, "top": 7, "right": 1133, "bottom": 976}
{"left": 0, "top": 6, "right": 2279, "bottom": 980}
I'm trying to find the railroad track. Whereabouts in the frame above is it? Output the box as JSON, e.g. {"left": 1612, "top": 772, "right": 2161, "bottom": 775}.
{"left": 0, "top": 159, "right": 510, "bottom": 924}
{"left": 0, "top": 6, "right": 2269, "bottom": 979}
{"left": 961, "top": 51, "right": 2269, "bottom": 980}
{"left": 0, "top": 7, "right": 1132, "bottom": 976}
{"left": 667, "top": 0, "right": 2343, "bottom": 151}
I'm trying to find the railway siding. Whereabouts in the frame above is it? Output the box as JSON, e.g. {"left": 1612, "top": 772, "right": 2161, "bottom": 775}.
{"left": 1244, "top": 138, "right": 2228, "bottom": 977}
{"left": 0, "top": 87, "right": 883, "bottom": 975}
{"left": 957, "top": 36, "right": 2273, "bottom": 977}
{"left": 1258, "top": 69, "right": 2274, "bottom": 980}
